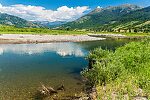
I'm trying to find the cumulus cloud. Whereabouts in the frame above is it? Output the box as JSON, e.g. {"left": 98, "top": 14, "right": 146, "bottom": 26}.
{"left": 0, "top": 4, "right": 89, "bottom": 22}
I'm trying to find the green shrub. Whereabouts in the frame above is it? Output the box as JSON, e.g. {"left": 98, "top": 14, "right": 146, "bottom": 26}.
{"left": 81, "top": 38, "right": 150, "bottom": 97}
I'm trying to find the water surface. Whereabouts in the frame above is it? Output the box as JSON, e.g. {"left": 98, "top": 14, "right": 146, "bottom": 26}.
{"left": 0, "top": 39, "right": 131, "bottom": 99}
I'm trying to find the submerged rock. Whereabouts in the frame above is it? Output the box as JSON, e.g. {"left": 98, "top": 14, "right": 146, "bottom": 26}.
{"left": 56, "top": 85, "right": 65, "bottom": 91}
{"left": 133, "top": 96, "right": 148, "bottom": 100}
{"left": 40, "top": 84, "right": 57, "bottom": 96}
{"left": 34, "top": 84, "right": 58, "bottom": 100}
{"left": 89, "top": 87, "right": 98, "bottom": 100}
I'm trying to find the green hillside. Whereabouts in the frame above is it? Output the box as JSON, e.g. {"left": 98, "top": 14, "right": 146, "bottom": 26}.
{"left": 60, "top": 4, "right": 150, "bottom": 33}
{"left": 61, "top": 4, "right": 141, "bottom": 28}
{"left": 0, "top": 13, "right": 40, "bottom": 28}
{"left": 109, "top": 6, "right": 150, "bottom": 33}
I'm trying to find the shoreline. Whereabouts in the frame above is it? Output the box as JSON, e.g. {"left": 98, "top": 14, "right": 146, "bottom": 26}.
{"left": 88, "top": 33, "right": 148, "bottom": 39}
{"left": 0, "top": 34, "right": 105, "bottom": 44}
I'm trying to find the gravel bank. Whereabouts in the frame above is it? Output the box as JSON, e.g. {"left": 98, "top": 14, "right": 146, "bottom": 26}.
{"left": 88, "top": 33, "right": 126, "bottom": 38}
{"left": 88, "top": 33, "right": 147, "bottom": 39}
{"left": 0, "top": 34, "right": 105, "bottom": 44}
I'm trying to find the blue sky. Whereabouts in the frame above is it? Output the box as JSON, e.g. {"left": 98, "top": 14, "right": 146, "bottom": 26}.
{"left": 0, "top": 0, "right": 149, "bottom": 22}
{"left": 1, "top": 0, "right": 150, "bottom": 9}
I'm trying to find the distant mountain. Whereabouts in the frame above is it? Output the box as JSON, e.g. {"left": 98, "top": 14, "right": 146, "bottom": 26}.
{"left": 33, "top": 21, "right": 67, "bottom": 28}
{"left": 0, "top": 13, "right": 40, "bottom": 28}
{"left": 60, "top": 4, "right": 142, "bottom": 29}
{"left": 115, "top": 6, "right": 150, "bottom": 23}
{"left": 106, "top": 6, "right": 150, "bottom": 32}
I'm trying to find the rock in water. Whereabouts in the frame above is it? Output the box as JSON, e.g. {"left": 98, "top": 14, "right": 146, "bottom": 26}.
{"left": 56, "top": 84, "right": 65, "bottom": 91}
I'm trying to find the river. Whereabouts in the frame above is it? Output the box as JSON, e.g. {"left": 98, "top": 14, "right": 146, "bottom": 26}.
{"left": 0, "top": 39, "right": 131, "bottom": 99}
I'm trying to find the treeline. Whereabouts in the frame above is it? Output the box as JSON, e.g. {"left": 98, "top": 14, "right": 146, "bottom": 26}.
{"left": 88, "top": 24, "right": 150, "bottom": 33}
{"left": 61, "top": 22, "right": 150, "bottom": 33}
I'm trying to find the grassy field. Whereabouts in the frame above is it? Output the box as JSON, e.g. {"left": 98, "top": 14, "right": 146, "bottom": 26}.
{"left": 0, "top": 25, "right": 87, "bottom": 35}
{"left": 81, "top": 38, "right": 150, "bottom": 99}
{"left": 0, "top": 30, "right": 87, "bottom": 35}
{"left": 0, "top": 25, "right": 150, "bottom": 36}
{"left": 95, "top": 31, "right": 150, "bottom": 37}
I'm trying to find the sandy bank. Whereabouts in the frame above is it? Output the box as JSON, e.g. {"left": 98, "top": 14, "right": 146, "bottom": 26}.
{"left": 0, "top": 34, "right": 105, "bottom": 44}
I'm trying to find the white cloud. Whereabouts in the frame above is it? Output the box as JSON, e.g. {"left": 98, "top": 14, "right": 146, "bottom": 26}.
{"left": 0, "top": 4, "right": 2, "bottom": 8}
{"left": 0, "top": 4, "right": 89, "bottom": 22}
{"left": 97, "top": 6, "right": 102, "bottom": 9}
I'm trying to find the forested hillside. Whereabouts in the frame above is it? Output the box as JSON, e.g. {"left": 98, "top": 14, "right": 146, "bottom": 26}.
{"left": 60, "top": 4, "right": 150, "bottom": 33}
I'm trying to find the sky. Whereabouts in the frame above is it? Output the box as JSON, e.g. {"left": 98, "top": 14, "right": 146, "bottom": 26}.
{"left": 0, "top": 0, "right": 150, "bottom": 22}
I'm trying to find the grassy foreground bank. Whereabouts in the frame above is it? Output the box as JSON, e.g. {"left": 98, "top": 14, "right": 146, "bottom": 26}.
{"left": 82, "top": 38, "right": 150, "bottom": 99}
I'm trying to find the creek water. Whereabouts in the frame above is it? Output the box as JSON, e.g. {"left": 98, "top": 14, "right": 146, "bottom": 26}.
{"left": 0, "top": 39, "right": 131, "bottom": 100}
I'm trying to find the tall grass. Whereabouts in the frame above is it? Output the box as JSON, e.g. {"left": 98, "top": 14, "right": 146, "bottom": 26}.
{"left": 81, "top": 38, "right": 150, "bottom": 99}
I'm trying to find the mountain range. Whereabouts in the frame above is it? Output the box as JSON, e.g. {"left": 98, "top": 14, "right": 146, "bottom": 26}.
{"left": 32, "top": 21, "right": 67, "bottom": 28}
{"left": 60, "top": 4, "right": 150, "bottom": 33}
{"left": 0, "top": 4, "right": 150, "bottom": 33}
{"left": 0, "top": 13, "right": 40, "bottom": 28}
{"left": 0, "top": 12, "right": 67, "bottom": 28}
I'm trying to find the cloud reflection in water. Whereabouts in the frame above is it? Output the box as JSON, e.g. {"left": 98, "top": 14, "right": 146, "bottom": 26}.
{"left": 0, "top": 43, "right": 86, "bottom": 57}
